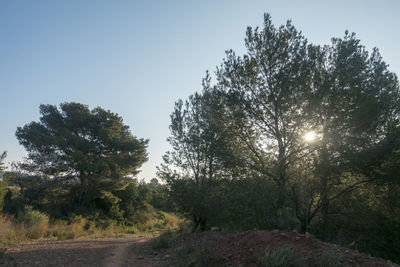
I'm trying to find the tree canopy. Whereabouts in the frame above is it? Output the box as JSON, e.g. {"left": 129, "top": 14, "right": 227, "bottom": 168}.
{"left": 16, "top": 102, "right": 149, "bottom": 211}
{"left": 159, "top": 14, "right": 400, "bottom": 260}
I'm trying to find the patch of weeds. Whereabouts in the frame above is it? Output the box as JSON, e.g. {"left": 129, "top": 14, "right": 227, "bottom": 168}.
{"left": 196, "top": 242, "right": 212, "bottom": 266}
{"left": 262, "top": 247, "right": 306, "bottom": 267}
{"left": 125, "top": 225, "right": 139, "bottom": 234}
{"left": 54, "top": 229, "right": 75, "bottom": 241}
{"left": 190, "top": 241, "right": 225, "bottom": 267}
{"left": 316, "top": 250, "right": 341, "bottom": 267}
{"left": 152, "top": 231, "right": 175, "bottom": 250}
{"left": 0, "top": 247, "right": 16, "bottom": 266}
{"left": 0, "top": 247, "right": 5, "bottom": 264}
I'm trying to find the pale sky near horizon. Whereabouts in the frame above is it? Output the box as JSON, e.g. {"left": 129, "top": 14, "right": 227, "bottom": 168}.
{"left": 1, "top": 0, "right": 399, "bottom": 180}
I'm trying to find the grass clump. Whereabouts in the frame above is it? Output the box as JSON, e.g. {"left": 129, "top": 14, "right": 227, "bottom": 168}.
{"left": 0, "top": 247, "right": 15, "bottom": 266}
{"left": 152, "top": 231, "right": 175, "bottom": 250}
{"left": 316, "top": 250, "right": 341, "bottom": 267}
{"left": 0, "top": 247, "right": 6, "bottom": 264}
{"left": 262, "top": 247, "right": 305, "bottom": 267}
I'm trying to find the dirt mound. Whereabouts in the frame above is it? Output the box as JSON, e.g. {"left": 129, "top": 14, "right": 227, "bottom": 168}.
{"left": 164, "top": 230, "right": 398, "bottom": 266}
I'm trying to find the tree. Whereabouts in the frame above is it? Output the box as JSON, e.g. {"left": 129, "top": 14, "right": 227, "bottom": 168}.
{"left": 162, "top": 13, "right": 400, "bottom": 236}
{"left": 214, "top": 15, "right": 400, "bottom": 231}
{"left": 303, "top": 32, "right": 400, "bottom": 232}
{"left": 16, "top": 102, "right": 149, "bottom": 212}
{"left": 215, "top": 14, "right": 316, "bottom": 205}
{"left": 0, "top": 151, "right": 8, "bottom": 211}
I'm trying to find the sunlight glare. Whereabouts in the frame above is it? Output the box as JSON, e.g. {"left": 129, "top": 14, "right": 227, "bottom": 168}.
{"left": 304, "top": 131, "right": 316, "bottom": 142}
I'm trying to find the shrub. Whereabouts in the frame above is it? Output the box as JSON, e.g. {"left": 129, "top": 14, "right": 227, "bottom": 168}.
{"left": 17, "top": 206, "right": 49, "bottom": 227}
{"left": 17, "top": 206, "right": 49, "bottom": 239}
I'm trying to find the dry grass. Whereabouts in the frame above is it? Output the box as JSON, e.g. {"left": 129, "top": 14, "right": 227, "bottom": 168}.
{"left": 0, "top": 211, "right": 184, "bottom": 246}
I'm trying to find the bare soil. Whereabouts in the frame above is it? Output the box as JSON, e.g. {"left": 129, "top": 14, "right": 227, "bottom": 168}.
{"left": 2, "top": 234, "right": 163, "bottom": 267}
{"left": 163, "top": 230, "right": 399, "bottom": 267}
{"left": 2, "top": 230, "right": 399, "bottom": 266}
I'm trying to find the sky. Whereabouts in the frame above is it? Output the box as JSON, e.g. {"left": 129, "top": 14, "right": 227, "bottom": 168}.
{"left": 1, "top": 0, "right": 399, "bottom": 180}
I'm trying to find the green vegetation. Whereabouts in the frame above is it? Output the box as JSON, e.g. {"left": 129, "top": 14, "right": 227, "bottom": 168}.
{"left": 262, "top": 247, "right": 304, "bottom": 267}
{"left": 158, "top": 14, "right": 400, "bottom": 263}
{"left": 0, "top": 12, "right": 399, "bottom": 265}
{"left": 15, "top": 102, "right": 149, "bottom": 215}
{"left": 316, "top": 251, "right": 341, "bottom": 267}
{"left": 0, "top": 106, "right": 180, "bottom": 246}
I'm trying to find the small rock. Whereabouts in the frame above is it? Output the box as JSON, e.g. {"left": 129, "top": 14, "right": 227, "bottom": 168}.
{"left": 280, "top": 233, "right": 287, "bottom": 238}
{"left": 211, "top": 226, "right": 220, "bottom": 231}
{"left": 295, "top": 236, "right": 301, "bottom": 240}
{"left": 249, "top": 248, "right": 254, "bottom": 252}
{"left": 163, "top": 254, "right": 171, "bottom": 260}
{"left": 292, "top": 229, "right": 298, "bottom": 234}
{"left": 271, "top": 229, "right": 279, "bottom": 233}
{"left": 305, "top": 232, "right": 311, "bottom": 239}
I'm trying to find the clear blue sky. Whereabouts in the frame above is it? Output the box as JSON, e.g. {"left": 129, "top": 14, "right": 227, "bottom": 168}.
{"left": 1, "top": 0, "right": 399, "bottom": 180}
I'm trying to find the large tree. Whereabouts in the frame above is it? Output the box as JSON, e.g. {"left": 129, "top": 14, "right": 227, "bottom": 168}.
{"left": 162, "top": 13, "right": 400, "bottom": 235}
{"left": 214, "top": 15, "right": 400, "bottom": 231}
{"left": 16, "top": 102, "right": 148, "bottom": 211}
{"left": 157, "top": 76, "right": 229, "bottom": 230}
{"left": 215, "top": 14, "right": 316, "bottom": 204}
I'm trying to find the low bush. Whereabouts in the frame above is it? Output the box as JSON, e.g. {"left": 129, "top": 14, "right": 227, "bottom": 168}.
{"left": 17, "top": 206, "right": 48, "bottom": 225}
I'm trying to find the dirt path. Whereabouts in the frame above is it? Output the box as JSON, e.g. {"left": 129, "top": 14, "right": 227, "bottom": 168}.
{"left": 3, "top": 235, "right": 165, "bottom": 267}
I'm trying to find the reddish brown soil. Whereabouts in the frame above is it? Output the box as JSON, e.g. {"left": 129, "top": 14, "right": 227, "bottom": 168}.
{"left": 164, "top": 230, "right": 399, "bottom": 267}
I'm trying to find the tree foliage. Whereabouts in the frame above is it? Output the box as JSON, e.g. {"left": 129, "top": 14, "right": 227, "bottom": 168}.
{"left": 15, "top": 102, "right": 149, "bottom": 213}
{"left": 159, "top": 13, "right": 400, "bottom": 262}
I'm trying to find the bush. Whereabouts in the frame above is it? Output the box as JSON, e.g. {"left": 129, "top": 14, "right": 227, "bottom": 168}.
{"left": 17, "top": 206, "right": 49, "bottom": 227}
{"left": 262, "top": 247, "right": 305, "bottom": 267}
{"left": 17, "top": 206, "right": 49, "bottom": 239}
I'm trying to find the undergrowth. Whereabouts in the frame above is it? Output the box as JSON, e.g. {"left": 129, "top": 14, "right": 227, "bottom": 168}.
{"left": 0, "top": 206, "right": 184, "bottom": 246}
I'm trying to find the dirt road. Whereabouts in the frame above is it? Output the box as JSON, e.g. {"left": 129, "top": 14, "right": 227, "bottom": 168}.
{"left": 3, "top": 235, "right": 164, "bottom": 267}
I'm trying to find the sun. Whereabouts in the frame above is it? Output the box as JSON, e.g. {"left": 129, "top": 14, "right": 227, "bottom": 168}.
{"left": 304, "top": 131, "right": 316, "bottom": 142}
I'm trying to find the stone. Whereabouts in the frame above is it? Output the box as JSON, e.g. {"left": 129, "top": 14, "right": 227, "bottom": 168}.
{"left": 305, "top": 232, "right": 311, "bottom": 239}
{"left": 211, "top": 226, "right": 220, "bottom": 231}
